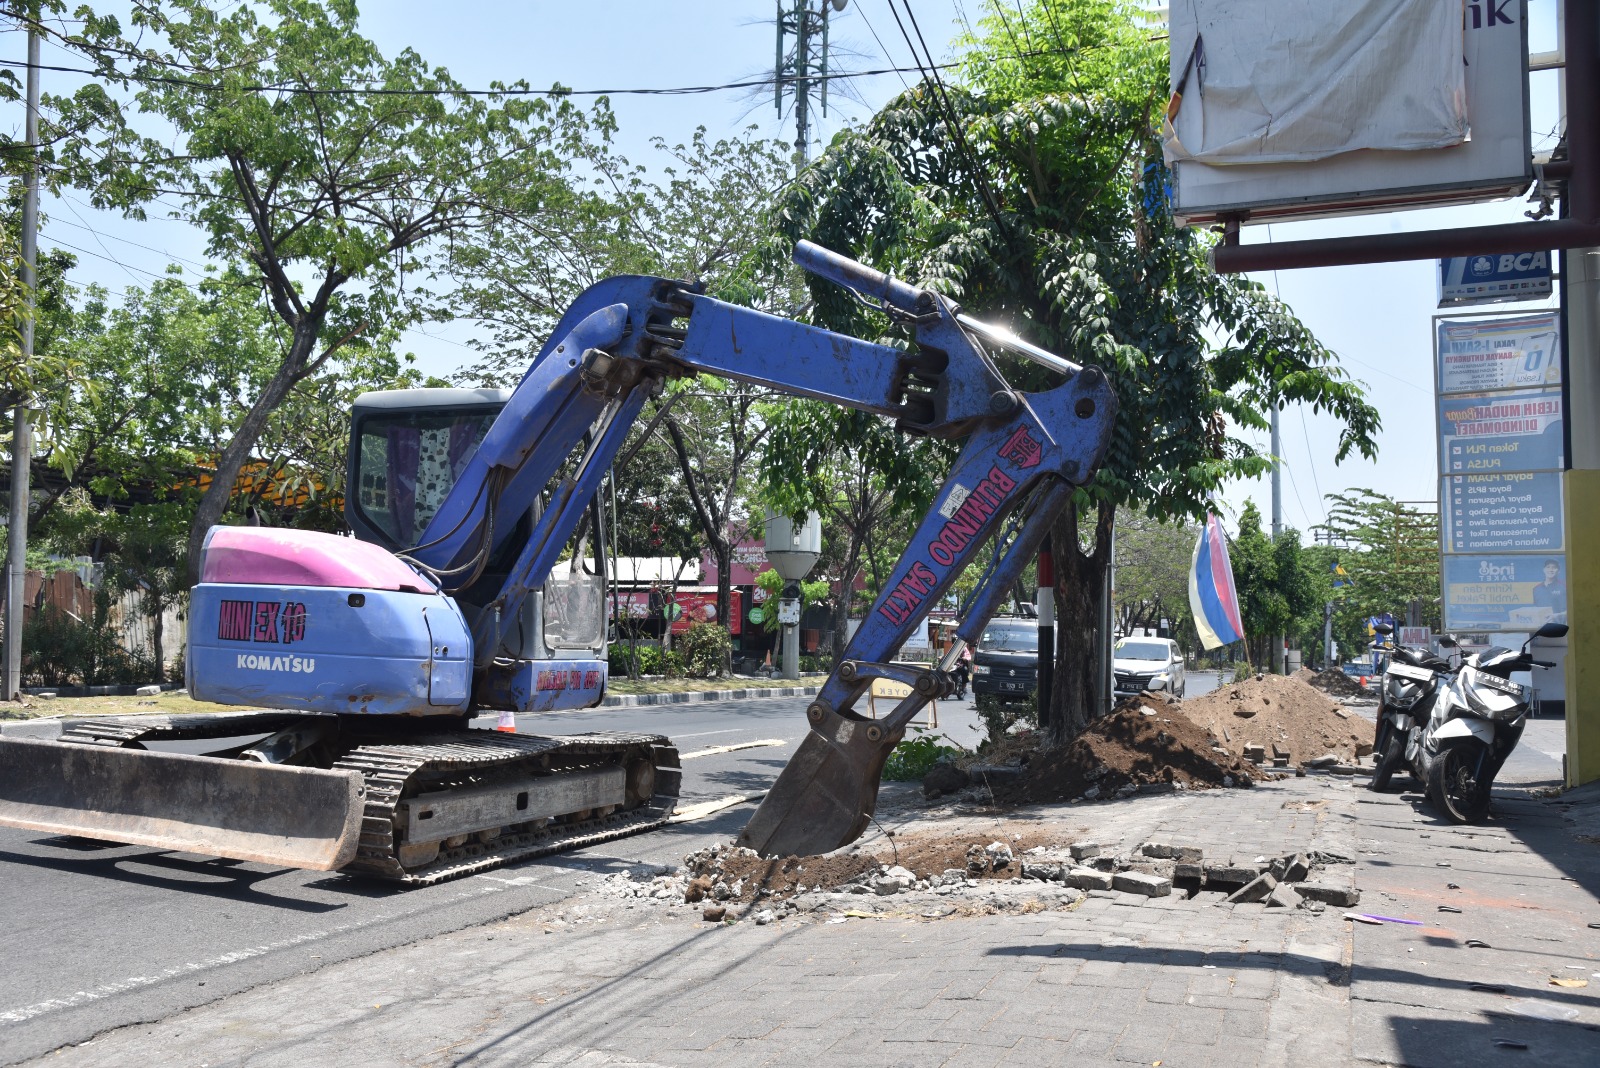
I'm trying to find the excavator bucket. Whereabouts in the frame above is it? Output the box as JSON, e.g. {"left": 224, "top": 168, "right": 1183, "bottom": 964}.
{"left": 737, "top": 716, "right": 898, "bottom": 858}
{"left": 0, "top": 737, "right": 365, "bottom": 871}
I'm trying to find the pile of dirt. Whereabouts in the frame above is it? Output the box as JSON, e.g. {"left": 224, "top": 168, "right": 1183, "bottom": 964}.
{"left": 680, "top": 823, "right": 1068, "bottom": 904}
{"left": 1306, "top": 668, "right": 1369, "bottom": 697}
{"left": 1180, "top": 672, "right": 1371, "bottom": 765}
{"left": 987, "top": 696, "right": 1256, "bottom": 805}
{"left": 1292, "top": 666, "right": 1319, "bottom": 683}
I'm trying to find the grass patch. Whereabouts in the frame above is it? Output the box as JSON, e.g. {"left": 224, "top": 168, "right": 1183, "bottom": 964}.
{"left": 0, "top": 690, "right": 240, "bottom": 721}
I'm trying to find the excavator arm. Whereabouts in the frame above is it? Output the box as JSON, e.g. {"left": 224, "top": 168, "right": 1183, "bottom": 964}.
{"left": 414, "top": 240, "right": 1115, "bottom": 856}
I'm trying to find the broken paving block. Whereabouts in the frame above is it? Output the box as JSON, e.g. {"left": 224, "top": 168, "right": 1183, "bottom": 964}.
{"left": 1141, "top": 841, "right": 1203, "bottom": 863}
{"left": 1174, "top": 862, "right": 1204, "bottom": 882}
{"left": 1282, "top": 853, "right": 1311, "bottom": 882}
{"left": 1305, "top": 754, "right": 1338, "bottom": 768}
{"left": 1266, "top": 883, "right": 1302, "bottom": 909}
{"left": 1021, "top": 861, "right": 1063, "bottom": 882}
{"left": 1226, "top": 872, "right": 1278, "bottom": 904}
{"left": 1112, "top": 871, "right": 1173, "bottom": 898}
{"left": 1202, "top": 863, "right": 1260, "bottom": 888}
{"left": 1295, "top": 882, "right": 1361, "bottom": 907}
{"left": 1063, "top": 867, "right": 1114, "bottom": 891}
{"left": 135, "top": 684, "right": 162, "bottom": 697}
{"left": 1243, "top": 744, "right": 1267, "bottom": 763}
{"left": 1272, "top": 744, "right": 1290, "bottom": 760}
{"left": 1069, "top": 841, "right": 1102, "bottom": 860}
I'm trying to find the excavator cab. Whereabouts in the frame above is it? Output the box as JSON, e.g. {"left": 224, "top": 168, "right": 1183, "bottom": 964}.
{"left": 345, "top": 385, "right": 612, "bottom": 698}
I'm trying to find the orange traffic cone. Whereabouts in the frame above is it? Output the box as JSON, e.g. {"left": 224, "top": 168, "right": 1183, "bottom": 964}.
{"left": 495, "top": 709, "right": 517, "bottom": 733}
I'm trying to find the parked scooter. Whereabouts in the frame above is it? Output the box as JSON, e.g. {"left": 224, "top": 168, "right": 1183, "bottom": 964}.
{"left": 1368, "top": 624, "right": 1455, "bottom": 792}
{"left": 1402, "top": 622, "right": 1567, "bottom": 823}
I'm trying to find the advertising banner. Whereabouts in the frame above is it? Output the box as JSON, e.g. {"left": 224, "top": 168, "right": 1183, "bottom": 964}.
{"left": 1436, "top": 313, "right": 1561, "bottom": 394}
{"left": 1442, "top": 555, "right": 1568, "bottom": 632}
{"left": 1438, "top": 389, "right": 1564, "bottom": 475}
{"left": 1442, "top": 471, "right": 1564, "bottom": 553}
{"left": 610, "top": 590, "right": 742, "bottom": 634}
{"left": 1438, "top": 254, "right": 1553, "bottom": 307}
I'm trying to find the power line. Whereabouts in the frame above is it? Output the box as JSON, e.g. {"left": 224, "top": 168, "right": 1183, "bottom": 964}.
{"left": 0, "top": 54, "right": 1002, "bottom": 99}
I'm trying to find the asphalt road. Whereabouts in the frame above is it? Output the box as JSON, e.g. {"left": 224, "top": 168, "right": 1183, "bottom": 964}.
{"left": 0, "top": 695, "right": 837, "bottom": 1065}
{"left": 0, "top": 668, "right": 1217, "bottom": 1063}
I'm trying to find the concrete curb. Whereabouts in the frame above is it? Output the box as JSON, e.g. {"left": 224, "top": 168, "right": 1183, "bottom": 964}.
{"left": 0, "top": 685, "right": 825, "bottom": 738}
{"left": 601, "top": 685, "right": 821, "bottom": 707}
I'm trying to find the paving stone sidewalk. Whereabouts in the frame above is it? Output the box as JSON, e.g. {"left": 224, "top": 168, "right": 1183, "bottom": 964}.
{"left": 27, "top": 774, "right": 1600, "bottom": 1068}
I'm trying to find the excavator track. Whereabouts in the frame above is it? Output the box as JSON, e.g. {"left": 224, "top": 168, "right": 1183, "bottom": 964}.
{"left": 334, "top": 731, "right": 680, "bottom": 886}
{"left": 54, "top": 717, "right": 681, "bottom": 887}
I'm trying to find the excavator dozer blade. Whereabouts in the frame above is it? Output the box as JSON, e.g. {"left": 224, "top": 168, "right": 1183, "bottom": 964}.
{"left": 0, "top": 737, "right": 364, "bottom": 871}
{"left": 737, "top": 719, "right": 897, "bottom": 859}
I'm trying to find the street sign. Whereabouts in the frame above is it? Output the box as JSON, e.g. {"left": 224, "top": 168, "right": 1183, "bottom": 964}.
{"left": 1443, "top": 471, "right": 1565, "bottom": 553}
{"left": 1438, "top": 253, "right": 1553, "bottom": 307}
{"left": 1442, "top": 554, "right": 1568, "bottom": 632}
{"left": 1438, "top": 388, "right": 1564, "bottom": 475}
{"left": 1436, "top": 313, "right": 1561, "bottom": 394}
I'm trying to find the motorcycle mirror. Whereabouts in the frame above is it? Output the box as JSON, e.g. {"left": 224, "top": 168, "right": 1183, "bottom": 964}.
{"left": 1437, "top": 635, "right": 1458, "bottom": 648}
{"left": 1532, "top": 621, "right": 1569, "bottom": 640}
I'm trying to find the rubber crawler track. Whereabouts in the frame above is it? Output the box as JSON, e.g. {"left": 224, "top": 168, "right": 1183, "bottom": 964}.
{"left": 60, "top": 715, "right": 681, "bottom": 887}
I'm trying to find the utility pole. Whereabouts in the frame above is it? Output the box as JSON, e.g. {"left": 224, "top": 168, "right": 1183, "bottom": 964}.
{"left": 1270, "top": 405, "right": 1285, "bottom": 675}
{"left": 775, "top": 0, "right": 846, "bottom": 168}
{"left": 1035, "top": 548, "right": 1053, "bottom": 728}
{"left": 4, "top": 22, "right": 40, "bottom": 701}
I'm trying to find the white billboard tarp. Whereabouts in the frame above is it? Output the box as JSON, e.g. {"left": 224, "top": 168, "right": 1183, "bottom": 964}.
{"left": 1165, "top": 0, "right": 1467, "bottom": 166}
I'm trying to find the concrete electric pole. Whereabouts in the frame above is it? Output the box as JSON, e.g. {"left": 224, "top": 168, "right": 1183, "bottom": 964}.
{"left": 775, "top": 0, "right": 846, "bottom": 167}
{"left": 1270, "top": 405, "right": 1285, "bottom": 675}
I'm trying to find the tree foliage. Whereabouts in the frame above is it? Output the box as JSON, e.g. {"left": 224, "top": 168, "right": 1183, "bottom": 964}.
{"left": 36, "top": 0, "right": 607, "bottom": 581}
{"left": 762, "top": 0, "right": 1380, "bottom": 740}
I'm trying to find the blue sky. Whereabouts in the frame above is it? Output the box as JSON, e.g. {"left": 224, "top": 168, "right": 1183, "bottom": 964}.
{"left": 4, "top": 0, "right": 1569, "bottom": 537}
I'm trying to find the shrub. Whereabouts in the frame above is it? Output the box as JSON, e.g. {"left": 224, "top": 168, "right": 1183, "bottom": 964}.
{"left": 678, "top": 622, "right": 731, "bottom": 678}
{"left": 974, "top": 691, "right": 1037, "bottom": 748}
{"left": 882, "top": 729, "right": 966, "bottom": 781}
{"left": 799, "top": 653, "right": 833, "bottom": 673}
{"left": 22, "top": 607, "right": 162, "bottom": 687}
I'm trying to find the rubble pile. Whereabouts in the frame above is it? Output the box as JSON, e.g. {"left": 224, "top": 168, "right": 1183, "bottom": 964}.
{"left": 1181, "top": 673, "right": 1372, "bottom": 767}
{"left": 951, "top": 697, "right": 1257, "bottom": 806}
{"left": 1306, "top": 668, "right": 1370, "bottom": 698}
{"left": 660, "top": 831, "right": 1359, "bottom": 924}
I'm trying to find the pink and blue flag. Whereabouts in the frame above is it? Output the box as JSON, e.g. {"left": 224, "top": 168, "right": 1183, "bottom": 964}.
{"left": 1189, "top": 511, "right": 1244, "bottom": 650}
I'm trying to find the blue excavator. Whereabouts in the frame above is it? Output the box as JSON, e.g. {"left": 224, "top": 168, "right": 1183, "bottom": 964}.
{"left": 0, "top": 243, "right": 1116, "bottom": 884}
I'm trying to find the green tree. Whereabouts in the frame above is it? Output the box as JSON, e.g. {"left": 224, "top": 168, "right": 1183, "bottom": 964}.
{"left": 1111, "top": 506, "right": 1199, "bottom": 650}
{"left": 765, "top": 0, "right": 1379, "bottom": 741}
{"left": 1230, "top": 501, "right": 1318, "bottom": 670}
{"left": 38, "top": 0, "right": 606, "bottom": 582}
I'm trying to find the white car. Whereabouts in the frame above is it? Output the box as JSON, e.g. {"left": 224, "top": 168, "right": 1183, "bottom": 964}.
{"left": 1113, "top": 637, "right": 1186, "bottom": 697}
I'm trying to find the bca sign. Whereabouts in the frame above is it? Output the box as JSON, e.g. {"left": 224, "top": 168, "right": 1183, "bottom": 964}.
{"left": 1439, "top": 251, "right": 1553, "bottom": 307}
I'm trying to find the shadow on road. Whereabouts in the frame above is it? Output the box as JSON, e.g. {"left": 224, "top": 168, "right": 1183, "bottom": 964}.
{"left": 2, "top": 841, "right": 353, "bottom": 911}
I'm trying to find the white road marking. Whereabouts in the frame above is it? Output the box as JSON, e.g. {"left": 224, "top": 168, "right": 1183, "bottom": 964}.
{"left": 667, "top": 729, "right": 744, "bottom": 740}
{"left": 678, "top": 739, "right": 787, "bottom": 760}
{"left": 667, "top": 793, "right": 767, "bottom": 823}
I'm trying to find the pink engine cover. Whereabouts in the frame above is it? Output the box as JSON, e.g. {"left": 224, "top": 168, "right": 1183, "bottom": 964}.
{"left": 200, "top": 526, "right": 439, "bottom": 593}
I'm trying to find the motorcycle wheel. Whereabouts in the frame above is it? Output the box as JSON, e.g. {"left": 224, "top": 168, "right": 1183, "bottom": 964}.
{"left": 1426, "top": 743, "right": 1492, "bottom": 823}
{"left": 1369, "top": 726, "right": 1406, "bottom": 792}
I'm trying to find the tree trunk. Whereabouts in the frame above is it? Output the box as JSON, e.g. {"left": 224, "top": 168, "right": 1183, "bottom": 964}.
{"left": 1046, "top": 498, "right": 1115, "bottom": 746}
{"left": 712, "top": 541, "right": 733, "bottom": 676}
{"left": 183, "top": 327, "right": 317, "bottom": 586}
